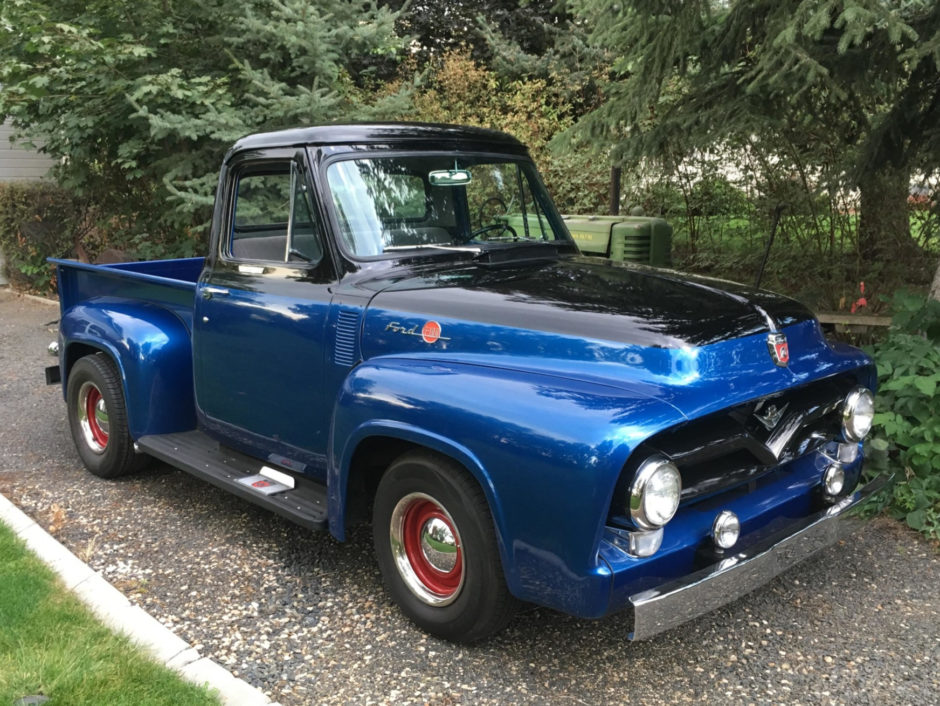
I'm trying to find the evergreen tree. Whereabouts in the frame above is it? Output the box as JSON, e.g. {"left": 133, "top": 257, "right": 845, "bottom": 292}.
{"left": 0, "top": 0, "right": 408, "bottom": 244}
{"left": 384, "top": 0, "right": 567, "bottom": 66}
{"left": 571, "top": 0, "right": 940, "bottom": 263}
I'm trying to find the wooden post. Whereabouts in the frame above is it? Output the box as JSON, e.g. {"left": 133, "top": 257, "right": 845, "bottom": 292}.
{"left": 930, "top": 257, "right": 940, "bottom": 302}
{"left": 609, "top": 166, "right": 621, "bottom": 216}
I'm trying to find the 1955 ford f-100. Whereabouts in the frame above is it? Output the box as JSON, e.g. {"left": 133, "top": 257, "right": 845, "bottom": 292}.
{"left": 48, "top": 123, "right": 882, "bottom": 643}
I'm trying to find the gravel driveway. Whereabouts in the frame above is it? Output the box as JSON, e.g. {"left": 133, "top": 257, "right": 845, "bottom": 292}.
{"left": 1, "top": 287, "right": 937, "bottom": 705}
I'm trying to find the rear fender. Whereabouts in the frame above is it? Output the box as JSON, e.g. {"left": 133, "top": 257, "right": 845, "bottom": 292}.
{"left": 328, "top": 357, "right": 684, "bottom": 614}
{"left": 60, "top": 301, "right": 195, "bottom": 439}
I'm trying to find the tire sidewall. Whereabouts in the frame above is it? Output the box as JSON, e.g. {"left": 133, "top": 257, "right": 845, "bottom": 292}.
{"left": 373, "top": 455, "right": 505, "bottom": 641}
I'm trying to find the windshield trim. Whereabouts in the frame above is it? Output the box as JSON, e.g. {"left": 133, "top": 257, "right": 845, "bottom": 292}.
{"left": 317, "top": 148, "right": 576, "bottom": 263}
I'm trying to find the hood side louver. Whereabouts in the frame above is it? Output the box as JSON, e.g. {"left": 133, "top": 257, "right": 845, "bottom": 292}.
{"left": 334, "top": 309, "right": 361, "bottom": 366}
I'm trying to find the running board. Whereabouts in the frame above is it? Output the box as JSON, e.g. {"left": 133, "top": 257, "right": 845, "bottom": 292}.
{"left": 137, "top": 430, "right": 328, "bottom": 531}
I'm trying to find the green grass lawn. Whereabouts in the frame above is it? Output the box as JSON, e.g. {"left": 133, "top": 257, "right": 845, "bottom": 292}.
{"left": 0, "top": 522, "right": 219, "bottom": 706}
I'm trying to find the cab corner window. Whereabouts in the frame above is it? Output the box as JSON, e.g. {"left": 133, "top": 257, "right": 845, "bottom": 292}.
{"left": 229, "top": 163, "right": 323, "bottom": 266}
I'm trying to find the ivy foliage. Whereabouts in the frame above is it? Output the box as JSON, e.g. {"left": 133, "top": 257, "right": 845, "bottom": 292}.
{"left": 866, "top": 291, "right": 940, "bottom": 540}
{"left": 0, "top": 0, "right": 409, "bottom": 244}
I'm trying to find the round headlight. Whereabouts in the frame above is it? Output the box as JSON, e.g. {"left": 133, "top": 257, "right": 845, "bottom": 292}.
{"left": 712, "top": 510, "right": 740, "bottom": 549}
{"left": 842, "top": 387, "right": 875, "bottom": 442}
{"left": 630, "top": 456, "right": 682, "bottom": 530}
{"left": 823, "top": 463, "right": 846, "bottom": 496}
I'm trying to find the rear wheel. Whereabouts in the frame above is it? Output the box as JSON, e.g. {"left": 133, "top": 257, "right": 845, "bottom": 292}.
{"left": 373, "top": 450, "right": 516, "bottom": 643}
{"left": 66, "top": 353, "right": 147, "bottom": 478}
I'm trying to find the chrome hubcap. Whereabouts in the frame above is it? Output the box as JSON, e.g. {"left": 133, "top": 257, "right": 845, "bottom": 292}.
{"left": 94, "top": 398, "right": 110, "bottom": 435}
{"left": 420, "top": 517, "right": 458, "bottom": 572}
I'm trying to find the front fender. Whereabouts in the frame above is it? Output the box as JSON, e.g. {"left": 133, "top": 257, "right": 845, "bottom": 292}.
{"left": 328, "top": 357, "right": 684, "bottom": 616}
{"left": 60, "top": 300, "right": 195, "bottom": 439}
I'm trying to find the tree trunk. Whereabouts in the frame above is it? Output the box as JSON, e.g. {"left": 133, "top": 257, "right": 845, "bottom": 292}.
{"left": 857, "top": 166, "right": 914, "bottom": 261}
{"left": 930, "top": 257, "right": 940, "bottom": 302}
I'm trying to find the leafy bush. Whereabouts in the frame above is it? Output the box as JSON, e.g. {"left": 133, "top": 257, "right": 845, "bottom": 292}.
{"left": 0, "top": 182, "right": 80, "bottom": 293}
{"left": 409, "top": 50, "right": 610, "bottom": 214}
{"left": 866, "top": 291, "right": 940, "bottom": 541}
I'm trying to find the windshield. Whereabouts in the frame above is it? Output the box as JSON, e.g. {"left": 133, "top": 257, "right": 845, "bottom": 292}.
{"left": 325, "top": 154, "right": 571, "bottom": 257}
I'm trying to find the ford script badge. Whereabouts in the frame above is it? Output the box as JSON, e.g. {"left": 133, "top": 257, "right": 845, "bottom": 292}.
{"left": 767, "top": 332, "right": 790, "bottom": 367}
{"left": 385, "top": 320, "right": 450, "bottom": 344}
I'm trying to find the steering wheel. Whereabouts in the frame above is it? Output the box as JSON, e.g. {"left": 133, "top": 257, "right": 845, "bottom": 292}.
{"left": 470, "top": 222, "right": 518, "bottom": 241}
{"left": 476, "top": 196, "right": 508, "bottom": 226}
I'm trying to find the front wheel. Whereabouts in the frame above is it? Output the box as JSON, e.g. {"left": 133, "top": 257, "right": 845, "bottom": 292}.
{"left": 66, "top": 352, "right": 148, "bottom": 478}
{"left": 373, "top": 450, "right": 517, "bottom": 643}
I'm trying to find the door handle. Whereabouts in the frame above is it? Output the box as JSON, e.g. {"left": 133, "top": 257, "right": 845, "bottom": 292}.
{"left": 201, "top": 286, "right": 230, "bottom": 299}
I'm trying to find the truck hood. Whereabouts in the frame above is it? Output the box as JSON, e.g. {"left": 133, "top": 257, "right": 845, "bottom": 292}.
{"left": 354, "top": 257, "right": 855, "bottom": 418}
{"left": 359, "top": 257, "right": 812, "bottom": 349}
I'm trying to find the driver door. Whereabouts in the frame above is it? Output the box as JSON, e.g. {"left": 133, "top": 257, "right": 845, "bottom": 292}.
{"left": 193, "top": 150, "right": 335, "bottom": 475}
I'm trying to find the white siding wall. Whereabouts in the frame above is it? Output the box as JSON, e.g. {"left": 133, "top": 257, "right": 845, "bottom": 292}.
{"left": 0, "top": 120, "right": 57, "bottom": 181}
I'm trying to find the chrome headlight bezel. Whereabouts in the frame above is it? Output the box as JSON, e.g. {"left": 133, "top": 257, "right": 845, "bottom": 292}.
{"left": 842, "top": 387, "right": 875, "bottom": 442}
{"left": 629, "top": 456, "right": 682, "bottom": 530}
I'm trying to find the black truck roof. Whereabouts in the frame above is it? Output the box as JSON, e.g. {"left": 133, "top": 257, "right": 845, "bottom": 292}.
{"left": 230, "top": 123, "right": 525, "bottom": 154}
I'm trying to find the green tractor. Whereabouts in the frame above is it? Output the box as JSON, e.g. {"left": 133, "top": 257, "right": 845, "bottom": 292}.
{"left": 498, "top": 209, "right": 672, "bottom": 267}
{"left": 561, "top": 214, "right": 673, "bottom": 267}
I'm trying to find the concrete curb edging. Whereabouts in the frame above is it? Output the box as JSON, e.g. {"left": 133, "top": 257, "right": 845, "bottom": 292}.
{"left": 21, "top": 292, "right": 60, "bottom": 307}
{"left": 0, "top": 286, "right": 60, "bottom": 307}
{"left": 0, "top": 492, "right": 279, "bottom": 706}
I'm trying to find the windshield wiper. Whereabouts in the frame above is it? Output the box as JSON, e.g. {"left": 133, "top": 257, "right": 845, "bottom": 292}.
{"left": 473, "top": 242, "right": 560, "bottom": 265}
{"left": 383, "top": 244, "right": 482, "bottom": 253}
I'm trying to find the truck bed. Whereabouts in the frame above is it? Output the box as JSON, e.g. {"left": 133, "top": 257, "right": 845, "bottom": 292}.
{"left": 51, "top": 257, "right": 203, "bottom": 328}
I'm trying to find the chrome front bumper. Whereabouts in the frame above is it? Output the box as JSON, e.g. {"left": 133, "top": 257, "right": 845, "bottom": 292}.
{"left": 628, "top": 476, "right": 888, "bottom": 640}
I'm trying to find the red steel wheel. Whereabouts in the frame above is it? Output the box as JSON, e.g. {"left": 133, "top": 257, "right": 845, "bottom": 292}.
{"left": 67, "top": 352, "right": 148, "bottom": 478}
{"left": 392, "top": 493, "right": 464, "bottom": 605}
{"left": 373, "top": 450, "right": 518, "bottom": 643}
{"left": 78, "top": 382, "right": 110, "bottom": 452}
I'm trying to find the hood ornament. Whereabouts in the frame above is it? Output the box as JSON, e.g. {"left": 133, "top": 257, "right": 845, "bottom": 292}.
{"left": 767, "top": 332, "right": 790, "bottom": 367}
{"left": 754, "top": 401, "right": 789, "bottom": 431}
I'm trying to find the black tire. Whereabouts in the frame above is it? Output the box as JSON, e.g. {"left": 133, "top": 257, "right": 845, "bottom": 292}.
{"left": 373, "top": 449, "right": 517, "bottom": 643}
{"left": 66, "top": 352, "right": 148, "bottom": 478}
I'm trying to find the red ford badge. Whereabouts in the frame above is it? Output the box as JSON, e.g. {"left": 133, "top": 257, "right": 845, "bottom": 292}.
{"left": 421, "top": 321, "right": 442, "bottom": 344}
{"left": 767, "top": 332, "right": 789, "bottom": 367}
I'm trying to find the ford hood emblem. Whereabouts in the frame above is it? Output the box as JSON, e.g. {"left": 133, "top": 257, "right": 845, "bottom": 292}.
{"left": 767, "top": 332, "right": 790, "bottom": 367}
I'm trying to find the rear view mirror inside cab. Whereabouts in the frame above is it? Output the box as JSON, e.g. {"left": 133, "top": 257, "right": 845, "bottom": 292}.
{"left": 429, "top": 169, "right": 472, "bottom": 186}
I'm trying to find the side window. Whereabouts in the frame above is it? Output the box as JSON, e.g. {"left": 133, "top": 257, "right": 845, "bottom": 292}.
{"left": 229, "top": 162, "right": 323, "bottom": 265}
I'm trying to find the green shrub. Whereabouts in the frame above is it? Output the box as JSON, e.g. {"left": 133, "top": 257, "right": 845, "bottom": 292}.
{"left": 866, "top": 291, "right": 940, "bottom": 541}
{"left": 0, "top": 182, "right": 80, "bottom": 293}
{"left": 408, "top": 50, "right": 612, "bottom": 214}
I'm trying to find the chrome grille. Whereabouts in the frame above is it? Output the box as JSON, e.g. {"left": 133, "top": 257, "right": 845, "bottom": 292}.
{"left": 645, "top": 375, "right": 856, "bottom": 504}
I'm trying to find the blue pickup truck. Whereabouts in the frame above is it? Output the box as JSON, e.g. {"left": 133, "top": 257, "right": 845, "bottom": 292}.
{"left": 48, "top": 123, "right": 882, "bottom": 643}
